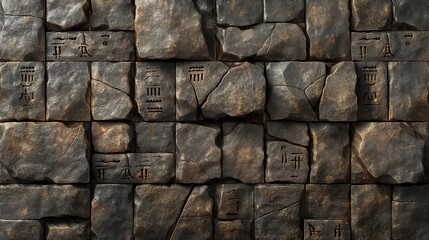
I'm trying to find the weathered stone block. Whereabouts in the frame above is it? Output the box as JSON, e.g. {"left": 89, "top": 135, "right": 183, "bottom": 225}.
{"left": 264, "top": 0, "right": 304, "bottom": 23}
{"left": 305, "top": 184, "right": 350, "bottom": 221}
{"left": 0, "top": 0, "right": 44, "bottom": 18}
{"left": 351, "top": 0, "right": 392, "bottom": 31}
{"left": 47, "top": 0, "right": 89, "bottom": 30}
{"left": 393, "top": 0, "right": 429, "bottom": 30}
{"left": 214, "top": 219, "right": 252, "bottom": 240}
{"left": 46, "top": 220, "right": 90, "bottom": 240}
{"left": 91, "top": 0, "right": 134, "bottom": 30}
{"left": 136, "top": 122, "right": 175, "bottom": 153}
{"left": 266, "top": 121, "right": 310, "bottom": 147}
{"left": 303, "top": 219, "right": 350, "bottom": 240}
{"left": 215, "top": 184, "right": 253, "bottom": 220}
{"left": 217, "top": 0, "right": 262, "bottom": 26}
{"left": 92, "top": 122, "right": 133, "bottom": 153}
{"left": 0, "top": 220, "right": 43, "bottom": 240}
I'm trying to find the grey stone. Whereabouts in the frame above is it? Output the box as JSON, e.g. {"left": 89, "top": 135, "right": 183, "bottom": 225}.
{"left": 0, "top": 122, "right": 89, "bottom": 183}
{"left": 305, "top": 184, "right": 350, "bottom": 221}
{"left": 393, "top": 0, "right": 429, "bottom": 30}
{"left": 46, "top": 220, "right": 90, "bottom": 240}
{"left": 264, "top": 0, "right": 304, "bottom": 23}
{"left": 255, "top": 184, "right": 304, "bottom": 239}
{"left": 0, "top": 62, "right": 45, "bottom": 121}
{"left": 303, "top": 219, "right": 350, "bottom": 240}
{"left": 217, "top": 0, "right": 262, "bottom": 26}
{"left": 351, "top": 185, "right": 391, "bottom": 240}
{"left": 392, "top": 202, "right": 429, "bottom": 240}
{"left": 135, "top": 62, "right": 175, "bottom": 121}
{"left": 319, "top": 62, "right": 358, "bottom": 121}
{"left": 351, "top": 0, "right": 392, "bottom": 31}
{"left": 389, "top": 62, "right": 429, "bottom": 121}
{"left": 135, "top": 0, "right": 215, "bottom": 60}
{"left": 393, "top": 185, "right": 429, "bottom": 202}
{"left": 266, "top": 121, "right": 310, "bottom": 147}
{"left": 266, "top": 62, "right": 326, "bottom": 120}
{"left": 46, "top": 32, "right": 135, "bottom": 61}
{"left": 136, "top": 122, "right": 175, "bottom": 153}
{"left": 356, "top": 62, "right": 388, "bottom": 121}
{"left": 47, "top": 0, "right": 89, "bottom": 30}
{"left": 0, "top": 220, "right": 42, "bottom": 240}
{"left": 176, "top": 61, "right": 230, "bottom": 121}
{"left": 352, "top": 122, "right": 427, "bottom": 184}
{"left": 217, "top": 23, "right": 306, "bottom": 61}
{"left": 222, "top": 123, "right": 264, "bottom": 183}
{"left": 91, "top": 62, "right": 133, "bottom": 120}
{"left": 0, "top": 184, "right": 90, "bottom": 219}
{"left": 134, "top": 184, "right": 191, "bottom": 240}
{"left": 306, "top": 0, "right": 350, "bottom": 60}
{"left": 91, "top": 0, "right": 134, "bottom": 30}
{"left": 176, "top": 123, "right": 221, "bottom": 183}
{"left": 92, "top": 153, "right": 174, "bottom": 184}
{"left": 214, "top": 219, "right": 252, "bottom": 240}
{"left": 351, "top": 31, "right": 429, "bottom": 61}
{"left": 309, "top": 123, "right": 350, "bottom": 183}
{"left": 0, "top": 0, "right": 44, "bottom": 18}
{"left": 201, "top": 62, "right": 266, "bottom": 119}
{"left": 91, "top": 185, "right": 133, "bottom": 240}
{"left": 215, "top": 184, "right": 253, "bottom": 220}
{"left": 170, "top": 186, "right": 213, "bottom": 240}
{"left": 92, "top": 122, "right": 133, "bottom": 153}
{"left": 46, "top": 62, "right": 90, "bottom": 121}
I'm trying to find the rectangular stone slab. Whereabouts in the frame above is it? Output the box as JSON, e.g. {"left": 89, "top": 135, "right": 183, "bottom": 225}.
{"left": 0, "top": 220, "right": 43, "bottom": 240}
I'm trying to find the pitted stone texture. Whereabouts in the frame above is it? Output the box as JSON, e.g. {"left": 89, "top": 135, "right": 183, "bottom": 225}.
{"left": 305, "top": 184, "right": 350, "bottom": 221}
{"left": 92, "top": 122, "right": 133, "bottom": 153}
{"left": 91, "top": 185, "right": 133, "bottom": 240}
{"left": 255, "top": 184, "right": 304, "bottom": 239}
{"left": 217, "top": 23, "right": 306, "bottom": 61}
{"left": 351, "top": 0, "right": 392, "bottom": 31}
{"left": 0, "top": 62, "right": 45, "bottom": 121}
{"left": 47, "top": 0, "right": 89, "bottom": 30}
{"left": 214, "top": 220, "right": 252, "bottom": 240}
{"left": 135, "top": 0, "right": 215, "bottom": 60}
{"left": 176, "top": 123, "right": 221, "bottom": 183}
{"left": 201, "top": 62, "right": 266, "bottom": 119}
{"left": 91, "top": 0, "right": 134, "bottom": 30}
{"left": 46, "top": 220, "right": 90, "bottom": 240}
{"left": 47, "top": 62, "right": 90, "bottom": 121}
{"left": 266, "top": 62, "right": 326, "bottom": 121}
{"left": 306, "top": 0, "right": 350, "bottom": 60}
{"left": 309, "top": 123, "right": 350, "bottom": 183}
{"left": 0, "top": 184, "right": 90, "bottom": 219}
{"left": 393, "top": 185, "right": 429, "bottom": 202}
{"left": 215, "top": 184, "right": 253, "bottom": 220}
{"left": 351, "top": 185, "right": 391, "bottom": 240}
{"left": 217, "top": 0, "right": 262, "bottom": 26}
{"left": 223, "top": 123, "right": 264, "bottom": 183}
{"left": 0, "top": 0, "right": 44, "bottom": 18}
{"left": 134, "top": 185, "right": 191, "bottom": 240}
{"left": 0, "top": 122, "right": 89, "bottom": 183}
{"left": 136, "top": 122, "right": 175, "bottom": 153}
{"left": 264, "top": 0, "right": 304, "bottom": 23}
{"left": 91, "top": 62, "right": 133, "bottom": 120}
{"left": 352, "top": 122, "right": 427, "bottom": 184}
{"left": 266, "top": 121, "right": 310, "bottom": 147}
{"left": 0, "top": 220, "right": 43, "bottom": 240}
{"left": 303, "top": 219, "right": 350, "bottom": 240}
{"left": 393, "top": 0, "right": 429, "bottom": 30}
{"left": 389, "top": 62, "right": 429, "bottom": 121}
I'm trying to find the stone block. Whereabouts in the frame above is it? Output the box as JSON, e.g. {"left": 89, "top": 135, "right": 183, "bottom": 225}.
{"left": 216, "top": 0, "right": 263, "bottom": 26}
{"left": 0, "top": 0, "right": 44, "bottom": 18}
{"left": 214, "top": 219, "right": 252, "bottom": 240}
{"left": 91, "top": 0, "right": 134, "bottom": 30}
{"left": 215, "top": 184, "right": 253, "bottom": 220}
{"left": 0, "top": 220, "right": 43, "bottom": 240}
{"left": 305, "top": 184, "right": 350, "bottom": 221}
{"left": 92, "top": 122, "right": 133, "bottom": 153}
{"left": 263, "top": 0, "right": 304, "bottom": 23}
{"left": 47, "top": 0, "right": 89, "bottom": 30}
{"left": 393, "top": 0, "right": 429, "bottom": 30}
{"left": 46, "top": 220, "right": 90, "bottom": 240}
{"left": 351, "top": 0, "right": 392, "bottom": 31}
{"left": 136, "top": 122, "right": 175, "bottom": 153}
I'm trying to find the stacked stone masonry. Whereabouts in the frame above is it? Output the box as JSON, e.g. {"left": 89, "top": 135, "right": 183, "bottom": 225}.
{"left": 0, "top": 0, "right": 428, "bottom": 239}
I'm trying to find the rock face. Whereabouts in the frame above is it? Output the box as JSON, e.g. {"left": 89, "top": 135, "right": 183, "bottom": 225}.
{"left": 46, "top": 0, "right": 89, "bottom": 30}
{"left": 46, "top": 220, "right": 90, "bottom": 240}
{"left": 351, "top": 0, "right": 392, "bottom": 31}
{"left": 91, "top": 0, "right": 134, "bottom": 30}
{"left": 0, "top": 122, "right": 89, "bottom": 183}
{"left": 266, "top": 121, "right": 310, "bottom": 147}
{"left": 215, "top": 184, "right": 253, "bottom": 220}
{"left": 303, "top": 219, "right": 350, "bottom": 240}
{"left": 91, "top": 122, "right": 133, "bottom": 153}
{"left": 217, "top": 0, "right": 262, "bottom": 26}
{"left": 0, "top": 0, "right": 44, "bottom": 18}
{"left": 305, "top": 184, "right": 350, "bottom": 221}
{"left": 135, "top": 0, "right": 215, "bottom": 60}
{"left": 217, "top": 23, "right": 306, "bottom": 61}
{"left": 264, "top": 0, "right": 304, "bottom": 22}
{"left": 392, "top": 0, "right": 429, "bottom": 30}
{"left": 136, "top": 122, "right": 175, "bottom": 153}
{"left": 352, "top": 122, "right": 427, "bottom": 183}
{"left": 214, "top": 220, "right": 252, "bottom": 240}
{"left": 0, "top": 220, "right": 43, "bottom": 240}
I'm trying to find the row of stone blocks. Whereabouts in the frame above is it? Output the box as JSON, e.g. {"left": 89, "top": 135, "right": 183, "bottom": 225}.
{"left": 1, "top": 184, "right": 428, "bottom": 239}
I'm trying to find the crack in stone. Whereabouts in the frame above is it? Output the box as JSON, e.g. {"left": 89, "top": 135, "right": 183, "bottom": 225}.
{"left": 355, "top": 0, "right": 391, "bottom": 22}
{"left": 92, "top": 78, "right": 130, "bottom": 96}
{"left": 93, "top": 198, "right": 133, "bottom": 224}
{"left": 255, "top": 201, "right": 300, "bottom": 221}
{"left": 256, "top": 23, "right": 276, "bottom": 57}
{"left": 168, "top": 186, "right": 193, "bottom": 239}
{"left": 4, "top": 14, "right": 44, "bottom": 21}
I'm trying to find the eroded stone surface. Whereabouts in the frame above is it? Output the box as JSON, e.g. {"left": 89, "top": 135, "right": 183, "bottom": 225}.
{"left": 266, "top": 121, "right": 310, "bottom": 147}
{"left": 264, "top": 0, "right": 304, "bottom": 23}
{"left": 92, "top": 122, "right": 133, "bottom": 153}
{"left": 91, "top": 0, "right": 134, "bottom": 30}
{"left": 214, "top": 220, "right": 252, "bottom": 240}
{"left": 393, "top": 0, "right": 429, "bottom": 30}
{"left": 303, "top": 219, "right": 350, "bottom": 240}
{"left": 351, "top": 0, "right": 392, "bottom": 31}
{"left": 0, "top": 0, "right": 44, "bottom": 18}
{"left": 136, "top": 122, "right": 175, "bottom": 153}
{"left": 0, "top": 220, "right": 43, "bottom": 240}
{"left": 47, "top": 0, "right": 89, "bottom": 30}
{"left": 217, "top": 0, "right": 262, "bottom": 26}
{"left": 46, "top": 220, "right": 90, "bottom": 240}
{"left": 215, "top": 184, "right": 253, "bottom": 220}
{"left": 305, "top": 184, "right": 350, "bottom": 221}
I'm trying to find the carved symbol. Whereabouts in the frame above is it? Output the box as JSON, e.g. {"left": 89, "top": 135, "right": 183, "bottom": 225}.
{"left": 334, "top": 224, "right": 343, "bottom": 237}
{"left": 146, "top": 86, "right": 161, "bottom": 96}
{"left": 101, "top": 34, "right": 110, "bottom": 45}
{"left": 359, "top": 46, "right": 368, "bottom": 60}
{"left": 281, "top": 146, "right": 287, "bottom": 163}
{"left": 364, "top": 91, "right": 378, "bottom": 105}
{"left": 226, "top": 189, "right": 241, "bottom": 216}
{"left": 77, "top": 33, "right": 91, "bottom": 57}
{"left": 380, "top": 34, "right": 394, "bottom": 58}
{"left": 309, "top": 224, "right": 322, "bottom": 237}
{"left": 189, "top": 66, "right": 204, "bottom": 82}
{"left": 291, "top": 153, "right": 302, "bottom": 169}
{"left": 52, "top": 46, "right": 62, "bottom": 58}
{"left": 120, "top": 167, "right": 134, "bottom": 180}
{"left": 95, "top": 168, "right": 107, "bottom": 181}
{"left": 20, "top": 67, "right": 35, "bottom": 104}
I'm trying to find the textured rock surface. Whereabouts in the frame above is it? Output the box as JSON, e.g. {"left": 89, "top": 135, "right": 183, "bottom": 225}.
{"left": 217, "top": 0, "right": 262, "bottom": 26}
{"left": 351, "top": 0, "right": 392, "bottom": 31}
{"left": 306, "top": 0, "right": 350, "bottom": 60}
{"left": 47, "top": 0, "right": 89, "bottom": 30}
{"left": 266, "top": 62, "right": 326, "bottom": 120}
{"left": 0, "top": 184, "right": 90, "bottom": 219}
{"left": 351, "top": 185, "right": 391, "bottom": 240}
{"left": 91, "top": 185, "right": 133, "bottom": 240}
{"left": 136, "top": 122, "right": 175, "bottom": 153}
{"left": 215, "top": 184, "right": 253, "bottom": 220}
{"left": 46, "top": 220, "right": 90, "bottom": 240}
{"left": 305, "top": 184, "right": 350, "bottom": 221}
{"left": 91, "top": 0, "right": 134, "bottom": 30}
{"left": 214, "top": 220, "right": 252, "bottom": 240}
{"left": 47, "top": 62, "right": 90, "bottom": 121}
{"left": 264, "top": 0, "right": 304, "bottom": 22}
{"left": 217, "top": 23, "right": 306, "bottom": 61}
{"left": 92, "top": 122, "right": 133, "bottom": 153}
{"left": 222, "top": 123, "right": 264, "bottom": 183}
{"left": 0, "top": 0, "right": 44, "bottom": 18}
{"left": 0, "top": 220, "right": 43, "bottom": 240}
{"left": 0, "top": 122, "right": 89, "bottom": 183}
{"left": 319, "top": 62, "right": 358, "bottom": 121}
{"left": 135, "top": 0, "right": 215, "bottom": 60}
{"left": 176, "top": 123, "right": 221, "bottom": 183}
{"left": 352, "top": 122, "right": 427, "bottom": 183}
{"left": 303, "top": 219, "right": 350, "bottom": 240}
{"left": 392, "top": 0, "right": 429, "bottom": 30}
{"left": 266, "top": 121, "right": 310, "bottom": 147}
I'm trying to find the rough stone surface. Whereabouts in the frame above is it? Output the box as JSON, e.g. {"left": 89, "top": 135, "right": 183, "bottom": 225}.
{"left": 46, "top": 220, "right": 90, "bottom": 240}
{"left": 0, "top": 184, "right": 90, "bottom": 219}
{"left": 393, "top": 185, "right": 429, "bottom": 202}
{"left": 266, "top": 121, "right": 310, "bottom": 147}
{"left": 91, "top": 62, "right": 133, "bottom": 120}
{"left": 309, "top": 123, "right": 350, "bottom": 183}
{"left": 47, "top": 0, "right": 89, "bottom": 30}
{"left": 215, "top": 184, "right": 253, "bottom": 220}
{"left": 176, "top": 123, "right": 221, "bottom": 183}
{"left": 136, "top": 122, "right": 175, "bottom": 153}
{"left": 222, "top": 123, "right": 264, "bottom": 183}
{"left": 264, "top": 0, "right": 304, "bottom": 23}
{"left": 303, "top": 219, "right": 350, "bottom": 240}
{"left": 351, "top": 185, "right": 391, "bottom": 240}
{"left": 91, "top": 185, "right": 133, "bottom": 240}
{"left": 305, "top": 184, "right": 350, "bottom": 221}
{"left": 91, "top": 0, "right": 134, "bottom": 30}
{"left": 393, "top": 0, "right": 429, "bottom": 30}
{"left": 47, "top": 62, "right": 90, "bottom": 121}
{"left": 0, "top": 220, "right": 43, "bottom": 240}
{"left": 319, "top": 62, "right": 358, "bottom": 121}
{"left": 135, "top": 0, "right": 215, "bottom": 60}
{"left": 214, "top": 220, "right": 252, "bottom": 240}
{"left": 217, "top": 23, "right": 306, "bottom": 61}
{"left": 351, "top": 0, "right": 392, "bottom": 31}
{"left": 0, "top": 122, "right": 89, "bottom": 183}
{"left": 266, "top": 62, "right": 326, "bottom": 120}
{"left": 306, "top": 0, "right": 350, "bottom": 60}
{"left": 217, "top": 0, "right": 262, "bottom": 26}
{"left": 92, "top": 122, "right": 133, "bottom": 153}
{"left": 0, "top": 0, "right": 44, "bottom": 18}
